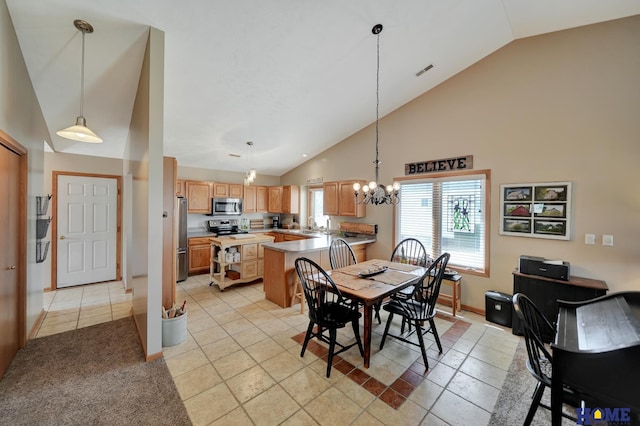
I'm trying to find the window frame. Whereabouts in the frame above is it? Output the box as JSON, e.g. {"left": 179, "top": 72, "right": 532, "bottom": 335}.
{"left": 393, "top": 169, "right": 491, "bottom": 278}
{"left": 307, "top": 185, "right": 327, "bottom": 228}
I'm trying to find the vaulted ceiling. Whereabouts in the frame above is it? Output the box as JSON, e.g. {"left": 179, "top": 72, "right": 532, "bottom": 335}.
{"left": 7, "top": 0, "right": 640, "bottom": 175}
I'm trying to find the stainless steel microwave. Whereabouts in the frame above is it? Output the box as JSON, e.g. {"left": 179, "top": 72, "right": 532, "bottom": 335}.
{"left": 211, "top": 198, "right": 242, "bottom": 216}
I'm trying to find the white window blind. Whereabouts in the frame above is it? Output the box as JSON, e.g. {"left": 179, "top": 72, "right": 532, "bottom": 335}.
{"left": 395, "top": 173, "right": 487, "bottom": 273}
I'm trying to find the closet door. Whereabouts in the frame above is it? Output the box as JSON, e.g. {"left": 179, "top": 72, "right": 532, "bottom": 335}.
{"left": 0, "top": 143, "right": 21, "bottom": 379}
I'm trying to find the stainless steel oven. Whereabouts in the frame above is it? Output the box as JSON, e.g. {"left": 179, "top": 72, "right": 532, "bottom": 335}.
{"left": 212, "top": 197, "right": 242, "bottom": 216}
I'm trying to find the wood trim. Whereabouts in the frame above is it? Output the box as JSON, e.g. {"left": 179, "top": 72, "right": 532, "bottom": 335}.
{"left": 51, "top": 171, "right": 122, "bottom": 290}
{"left": 392, "top": 169, "right": 491, "bottom": 278}
{"left": 462, "top": 304, "right": 484, "bottom": 316}
{"left": 28, "top": 309, "right": 46, "bottom": 340}
{"left": 0, "top": 129, "right": 28, "bottom": 348}
{"left": 146, "top": 351, "right": 163, "bottom": 362}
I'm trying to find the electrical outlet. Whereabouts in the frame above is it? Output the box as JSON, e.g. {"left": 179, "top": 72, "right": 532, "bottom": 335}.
{"left": 585, "top": 234, "right": 596, "bottom": 245}
{"left": 602, "top": 235, "right": 614, "bottom": 246}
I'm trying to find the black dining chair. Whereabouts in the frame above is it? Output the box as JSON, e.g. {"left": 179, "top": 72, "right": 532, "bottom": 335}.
{"left": 379, "top": 252, "right": 450, "bottom": 370}
{"left": 329, "top": 238, "right": 357, "bottom": 269}
{"left": 295, "top": 257, "right": 364, "bottom": 377}
{"left": 389, "top": 238, "right": 429, "bottom": 301}
{"left": 512, "top": 293, "right": 582, "bottom": 425}
{"left": 373, "top": 238, "right": 430, "bottom": 325}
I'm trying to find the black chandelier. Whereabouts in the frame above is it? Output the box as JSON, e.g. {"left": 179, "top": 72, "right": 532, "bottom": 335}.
{"left": 353, "top": 24, "right": 400, "bottom": 205}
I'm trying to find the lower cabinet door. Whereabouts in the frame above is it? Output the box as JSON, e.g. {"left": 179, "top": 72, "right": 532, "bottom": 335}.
{"left": 242, "top": 260, "right": 258, "bottom": 278}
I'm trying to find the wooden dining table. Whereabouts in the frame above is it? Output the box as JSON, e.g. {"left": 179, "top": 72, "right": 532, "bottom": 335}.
{"left": 328, "top": 259, "right": 426, "bottom": 368}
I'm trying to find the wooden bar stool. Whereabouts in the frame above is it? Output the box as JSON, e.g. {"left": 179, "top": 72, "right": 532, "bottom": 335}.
{"left": 291, "top": 278, "right": 305, "bottom": 314}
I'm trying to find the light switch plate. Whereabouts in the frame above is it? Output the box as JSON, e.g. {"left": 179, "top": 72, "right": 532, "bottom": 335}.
{"left": 603, "top": 235, "right": 614, "bottom": 246}
{"left": 585, "top": 234, "right": 596, "bottom": 245}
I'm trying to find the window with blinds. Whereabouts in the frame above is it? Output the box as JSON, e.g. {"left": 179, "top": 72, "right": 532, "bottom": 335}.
{"left": 395, "top": 171, "right": 489, "bottom": 274}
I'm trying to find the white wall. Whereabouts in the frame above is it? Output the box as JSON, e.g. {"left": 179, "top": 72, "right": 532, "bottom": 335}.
{"left": 0, "top": 0, "right": 49, "bottom": 335}
{"left": 123, "top": 27, "right": 165, "bottom": 358}
{"left": 283, "top": 16, "right": 640, "bottom": 311}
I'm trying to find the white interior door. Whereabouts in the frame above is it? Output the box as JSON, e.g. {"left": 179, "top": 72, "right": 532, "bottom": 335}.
{"left": 57, "top": 175, "right": 117, "bottom": 288}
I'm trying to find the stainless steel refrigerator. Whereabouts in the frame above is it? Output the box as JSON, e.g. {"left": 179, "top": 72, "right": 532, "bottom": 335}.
{"left": 176, "top": 196, "right": 188, "bottom": 282}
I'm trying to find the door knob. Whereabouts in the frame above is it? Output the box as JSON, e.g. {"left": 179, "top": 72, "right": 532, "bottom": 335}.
{"left": 8, "top": 266, "right": 16, "bottom": 270}
{"left": 60, "top": 236, "right": 66, "bottom": 240}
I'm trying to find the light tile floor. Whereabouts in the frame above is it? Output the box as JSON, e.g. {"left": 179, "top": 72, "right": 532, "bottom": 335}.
{"left": 37, "top": 274, "right": 521, "bottom": 425}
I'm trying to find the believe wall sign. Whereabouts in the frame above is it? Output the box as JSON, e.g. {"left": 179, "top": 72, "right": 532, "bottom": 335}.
{"left": 405, "top": 155, "right": 473, "bottom": 175}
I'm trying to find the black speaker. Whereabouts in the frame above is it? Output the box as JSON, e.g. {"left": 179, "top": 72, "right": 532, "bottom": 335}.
{"left": 485, "top": 291, "right": 512, "bottom": 327}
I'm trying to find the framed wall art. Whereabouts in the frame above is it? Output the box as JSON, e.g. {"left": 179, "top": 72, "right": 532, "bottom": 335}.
{"left": 499, "top": 181, "right": 572, "bottom": 240}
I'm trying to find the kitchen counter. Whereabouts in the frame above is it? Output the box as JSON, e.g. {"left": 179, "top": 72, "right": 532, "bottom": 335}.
{"left": 262, "top": 231, "right": 375, "bottom": 308}
{"left": 187, "top": 229, "right": 215, "bottom": 238}
{"left": 260, "top": 233, "right": 375, "bottom": 253}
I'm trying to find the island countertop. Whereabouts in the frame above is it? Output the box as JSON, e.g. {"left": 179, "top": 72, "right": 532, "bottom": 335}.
{"left": 260, "top": 234, "right": 375, "bottom": 254}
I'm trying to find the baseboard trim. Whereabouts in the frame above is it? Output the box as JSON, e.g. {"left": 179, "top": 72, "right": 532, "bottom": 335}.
{"left": 28, "top": 308, "right": 46, "bottom": 340}
{"left": 462, "top": 304, "right": 484, "bottom": 316}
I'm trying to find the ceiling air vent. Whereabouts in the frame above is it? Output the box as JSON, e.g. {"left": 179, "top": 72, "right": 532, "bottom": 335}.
{"left": 416, "top": 64, "right": 434, "bottom": 77}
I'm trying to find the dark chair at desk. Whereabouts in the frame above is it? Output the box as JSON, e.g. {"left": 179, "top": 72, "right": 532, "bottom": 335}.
{"left": 379, "top": 252, "right": 449, "bottom": 370}
{"left": 295, "top": 257, "right": 364, "bottom": 378}
{"left": 513, "top": 293, "right": 582, "bottom": 426}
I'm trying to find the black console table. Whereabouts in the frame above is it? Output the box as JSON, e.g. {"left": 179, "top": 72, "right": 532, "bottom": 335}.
{"left": 512, "top": 269, "right": 608, "bottom": 340}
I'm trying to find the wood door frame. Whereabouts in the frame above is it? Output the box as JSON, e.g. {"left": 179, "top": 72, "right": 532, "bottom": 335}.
{"left": 0, "top": 129, "right": 27, "bottom": 348}
{"left": 51, "top": 172, "right": 122, "bottom": 290}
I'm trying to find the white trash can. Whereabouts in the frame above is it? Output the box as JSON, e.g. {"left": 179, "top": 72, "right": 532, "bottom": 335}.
{"left": 162, "top": 311, "right": 187, "bottom": 347}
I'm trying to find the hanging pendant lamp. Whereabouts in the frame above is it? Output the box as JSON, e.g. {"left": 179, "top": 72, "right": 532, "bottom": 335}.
{"left": 56, "top": 19, "right": 103, "bottom": 143}
{"left": 353, "top": 24, "right": 399, "bottom": 205}
{"left": 244, "top": 141, "right": 257, "bottom": 186}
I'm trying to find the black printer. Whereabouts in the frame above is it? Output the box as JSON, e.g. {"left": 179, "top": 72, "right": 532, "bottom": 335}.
{"left": 519, "top": 255, "right": 570, "bottom": 281}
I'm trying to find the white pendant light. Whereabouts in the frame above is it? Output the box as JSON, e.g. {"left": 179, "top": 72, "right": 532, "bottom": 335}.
{"left": 244, "top": 141, "right": 257, "bottom": 186}
{"left": 353, "top": 24, "right": 399, "bottom": 205}
{"left": 56, "top": 19, "right": 103, "bottom": 144}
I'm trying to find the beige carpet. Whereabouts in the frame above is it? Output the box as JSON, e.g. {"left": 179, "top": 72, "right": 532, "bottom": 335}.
{"left": 0, "top": 317, "right": 191, "bottom": 426}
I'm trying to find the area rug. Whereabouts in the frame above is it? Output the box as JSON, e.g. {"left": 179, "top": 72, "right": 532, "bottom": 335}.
{"left": 491, "top": 338, "right": 580, "bottom": 426}
{"left": 0, "top": 317, "right": 191, "bottom": 426}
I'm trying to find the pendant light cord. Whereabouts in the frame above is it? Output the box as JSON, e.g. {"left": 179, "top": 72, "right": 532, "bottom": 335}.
{"left": 374, "top": 27, "right": 380, "bottom": 184}
{"left": 80, "top": 28, "right": 86, "bottom": 118}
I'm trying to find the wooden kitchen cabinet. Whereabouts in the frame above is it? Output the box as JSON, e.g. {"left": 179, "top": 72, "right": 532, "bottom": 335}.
{"left": 323, "top": 182, "right": 339, "bottom": 215}
{"left": 188, "top": 237, "right": 211, "bottom": 275}
{"left": 213, "top": 182, "right": 243, "bottom": 198}
{"left": 268, "top": 185, "right": 299, "bottom": 214}
{"left": 265, "top": 231, "right": 285, "bottom": 242}
{"left": 268, "top": 186, "right": 283, "bottom": 213}
{"left": 186, "top": 180, "right": 212, "bottom": 213}
{"left": 256, "top": 186, "right": 268, "bottom": 212}
{"left": 282, "top": 185, "right": 300, "bottom": 214}
{"left": 175, "top": 179, "right": 185, "bottom": 197}
{"left": 243, "top": 185, "right": 267, "bottom": 213}
{"left": 243, "top": 186, "right": 256, "bottom": 213}
{"left": 323, "top": 180, "right": 366, "bottom": 217}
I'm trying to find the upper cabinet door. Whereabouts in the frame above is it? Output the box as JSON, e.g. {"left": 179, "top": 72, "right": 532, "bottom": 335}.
{"left": 323, "top": 182, "right": 339, "bottom": 216}
{"left": 229, "top": 184, "right": 243, "bottom": 198}
{"left": 256, "top": 186, "right": 268, "bottom": 212}
{"left": 176, "top": 179, "right": 186, "bottom": 197}
{"left": 282, "top": 185, "right": 300, "bottom": 214}
{"left": 323, "top": 181, "right": 365, "bottom": 217}
{"left": 244, "top": 186, "right": 256, "bottom": 213}
{"left": 186, "top": 181, "right": 212, "bottom": 213}
{"left": 213, "top": 183, "right": 229, "bottom": 198}
{"left": 268, "top": 186, "right": 283, "bottom": 213}
{"left": 338, "top": 181, "right": 365, "bottom": 217}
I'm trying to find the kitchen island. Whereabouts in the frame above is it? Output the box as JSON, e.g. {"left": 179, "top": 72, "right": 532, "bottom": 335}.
{"left": 209, "top": 234, "right": 274, "bottom": 291}
{"left": 261, "top": 233, "right": 375, "bottom": 308}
